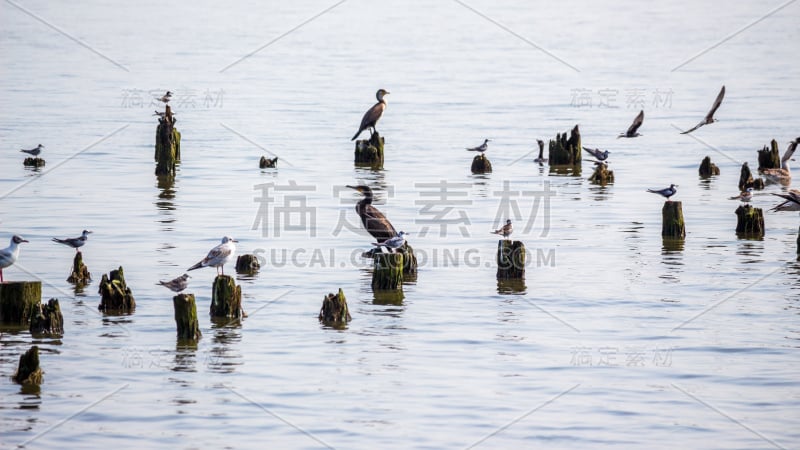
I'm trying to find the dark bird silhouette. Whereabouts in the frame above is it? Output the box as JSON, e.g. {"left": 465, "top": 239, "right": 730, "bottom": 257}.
{"left": 491, "top": 219, "right": 513, "bottom": 240}
{"left": 351, "top": 89, "right": 389, "bottom": 141}
{"left": 52, "top": 230, "right": 92, "bottom": 252}
{"left": 20, "top": 144, "right": 44, "bottom": 156}
{"left": 770, "top": 189, "right": 800, "bottom": 212}
{"left": 647, "top": 184, "right": 678, "bottom": 200}
{"left": 346, "top": 185, "right": 397, "bottom": 243}
{"left": 533, "top": 139, "right": 547, "bottom": 163}
{"left": 583, "top": 146, "right": 610, "bottom": 161}
{"left": 466, "top": 139, "right": 491, "bottom": 153}
{"left": 618, "top": 110, "right": 644, "bottom": 138}
{"left": 681, "top": 86, "right": 725, "bottom": 134}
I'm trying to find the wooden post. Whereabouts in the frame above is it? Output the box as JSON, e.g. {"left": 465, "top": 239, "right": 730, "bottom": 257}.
{"left": 98, "top": 267, "right": 136, "bottom": 312}
{"left": 319, "top": 288, "right": 351, "bottom": 325}
{"left": 235, "top": 254, "right": 261, "bottom": 274}
{"left": 23, "top": 157, "right": 45, "bottom": 168}
{"left": 372, "top": 253, "right": 404, "bottom": 290}
{"left": 738, "top": 163, "right": 765, "bottom": 191}
{"left": 470, "top": 154, "right": 493, "bottom": 174}
{"left": 698, "top": 156, "right": 720, "bottom": 177}
{"left": 67, "top": 251, "right": 91, "bottom": 284}
{"left": 496, "top": 240, "right": 526, "bottom": 279}
{"left": 735, "top": 205, "right": 765, "bottom": 237}
{"left": 210, "top": 275, "right": 242, "bottom": 318}
{"left": 588, "top": 163, "right": 614, "bottom": 185}
{"left": 661, "top": 201, "right": 686, "bottom": 238}
{"left": 259, "top": 156, "right": 278, "bottom": 168}
{"left": 354, "top": 131, "right": 384, "bottom": 168}
{"left": 155, "top": 105, "right": 181, "bottom": 176}
{"left": 400, "top": 243, "right": 418, "bottom": 274}
{"left": 548, "top": 125, "right": 581, "bottom": 172}
{"left": 29, "top": 298, "right": 64, "bottom": 336}
{"left": 757, "top": 139, "right": 781, "bottom": 171}
{"left": 0, "top": 281, "right": 41, "bottom": 324}
{"left": 14, "top": 346, "right": 43, "bottom": 385}
{"left": 797, "top": 226, "right": 800, "bottom": 257}
{"left": 173, "top": 293, "right": 201, "bottom": 340}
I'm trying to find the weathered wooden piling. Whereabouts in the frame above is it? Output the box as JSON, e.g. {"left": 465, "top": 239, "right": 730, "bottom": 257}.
{"left": 698, "top": 156, "right": 720, "bottom": 177}
{"left": 372, "top": 253, "right": 404, "bottom": 290}
{"left": 738, "top": 162, "right": 765, "bottom": 191}
{"left": 13, "top": 346, "right": 43, "bottom": 385}
{"left": 210, "top": 275, "right": 242, "bottom": 318}
{"left": 400, "top": 243, "right": 418, "bottom": 274}
{"left": 0, "top": 281, "right": 41, "bottom": 324}
{"left": 496, "top": 240, "right": 526, "bottom": 280}
{"left": 98, "top": 267, "right": 136, "bottom": 312}
{"left": 757, "top": 139, "right": 781, "bottom": 171}
{"left": 259, "top": 156, "right": 278, "bottom": 168}
{"left": 471, "top": 154, "right": 493, "bottom": 174}
{"left": 154, "top": 105, "right": 181, "bottom": 176}
{"left": 173, "top": 293, "right": 201, "bottom": 340}
{"left": 661, "top": 201, "right": 686, "bottom": 238}
{"left": 548, "top": 125, "right": 581, "bottom": 167}
{"left": 354, "top": 131, "right": 384, "bottom": 168}
{"left": 22, "top": 157, "right": 45, "bottom": 168}
{"left": 588, "top": 163, "right": 614, "bottom": 185}
{"left": 735, "top": 205, "right": 765, "bottom": 237}
{"left": 235, "top": 254, "right": 260, "bottom": 274}
{"left": 319, "top": 288, "right": 351, "bottom": 324}
{"left": 29, "top": 298, "right": 64, "bottom": 336}
{"left": 67, "top": 251, "right": 91, "bottom": 284}
{"left": 797, "top": 226, "right": 800, "bottom": 256}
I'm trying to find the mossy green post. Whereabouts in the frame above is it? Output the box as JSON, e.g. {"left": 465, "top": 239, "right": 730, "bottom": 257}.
{"left": 173, "top": 293, "right": 201, "bottom": 340}
{"left": 698, "top": 156, "right": 720, "bottom": 177}
{"left": 22, "top": 157, "right": 45, "bottom": 168}
{"left": 735, "top": 205, "right": 765, "bottom": 237}
{"left": 661, "top": 201, "right": 686, "bottom": 238}
{"left": 354, "top": 131, "right": 384, "bottom": 168}
{"left": 757, "top": 139, "right": 781, "bottom": 171}
{"left": 14, "top": 346, "right": 43, "bottom": 385}
{"left": 0, "top": 281, "right": 41, "bottom": 324}
{"left": 588, "top": 163, "right": 614, "bottom": 185}
{"left": 400, "top": 243, "right": 418, "bottom": 274}
{"left": 372, "top": 253, "right": 404, "bottom": 290}
{"left": 259, "top": 156, "right": 278, "bottom": 168}
{"left": 496, "top": 240, "right": 526, "bottom": 280}
{"left": 98, "top": 267, "right": 136, "bottom": 312}
{"left": 548, "top": 125, "right": 581, "bottom": 172}
{"left": 155, "top": 105, "right": 181, "bottom": 176}
{"left": 67, "top": 251, "right": 91, "bottom": 284}
{"left": 30, "top": 298, "right": 64, "bottom": 336}
{"left": 235, "top": 254, "right": 260, "bottom": 274}
{"left": 211, "top": 275, "right": 242, "bottom": 318}
{"left": 471, "top": 154, "right": 492, "bottom": 174}
{"left": 738, "top": 163, "right": 764, "bottom": 191}
{"left": 319, "top": 288, "right": 351, "bottom": 324}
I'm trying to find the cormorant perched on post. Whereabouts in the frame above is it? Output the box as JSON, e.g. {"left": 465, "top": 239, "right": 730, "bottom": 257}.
{"left": 346, "top": 185, "right": 397, "bottom": 242}
{"left": 351, "top": 89, "right": 389, "bottom": 141}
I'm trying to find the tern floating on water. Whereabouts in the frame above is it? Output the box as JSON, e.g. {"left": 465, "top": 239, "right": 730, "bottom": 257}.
{"left": 583, "top": 146, "right": 610, "bottom": 162}
{"left": 158, "top": 91, "right": 172, "bottom": 104}
{"left": 52, "top": 230, "right": 92, "bottom": 252}
{"left": 346, "top": 185, "right": 397, "bottom": 243}
{"left": 20, "top": 144, "right": 44, "bottom": 157}
{"left": 351, "top": 89, "right": 389, "bottom": 141}
{"left": 618, "top": 110, "right": 644, "bottom": 138}
{"left": 492, "top": 219, "right": 513, "bottom": 240}
{"left": 0, "top": 235, "right": 28, "bottom": 283}
{"left": 188, "top": 236, "right": 237, "bottom": 275}
{"left": 647, "top": 184, "right": 678, "bottom": 200}
{"left": 157, "top": 274, "right": 191, "bottom": 293}
{"left": 770, "top": 189, "right": 800, "bottom": 212}
{"left": 533, "top": 139, "right": 547, "bottom": 163}
{"left": 680, "top": 86, "right": 725, "bottom": 134}
{"left": 761, "top": 138, "right": 799, "bottom": 183}
{"left": 466, "top": 139, "right": 491, "bottom": 153}
{"left": 729, "top": 188, "right": 753, "bottom": 203}
{"left": 372, "top": 231, "right": 407, "bottom": 253}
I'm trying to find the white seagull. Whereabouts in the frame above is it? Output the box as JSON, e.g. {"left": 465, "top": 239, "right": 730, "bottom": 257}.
{"left": 52, "top": 230, "right": 92, "bottom": 252}
{"left": 680, "top": 85, "right": 725, "bottom": 134}
{"left": 0, "top": 235, "right": 29, "bottom": 283}
{"left": 188, "top": 236, "right": 237, "bottom": 275}
{"left": 372, "top": 231, "right": 408, "bottom": 253}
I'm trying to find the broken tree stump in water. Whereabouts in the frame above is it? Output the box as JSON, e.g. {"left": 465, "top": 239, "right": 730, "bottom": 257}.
{"left": 235, "top": 254, "right": 260, "bottom": 275}
{"left": 67, "top": 251, "right": 91, "bottom": 284}
{"left": 0, "top": 281, "right": 41, "bottom": 324}
{"left": 210, "top": 275, "right": 242, "bottom": 318}
{"left": 588, "top": 163, "right": 614, "bottom": 185}
{"left": 372, "top": 253, "right": 404, "bottom": 290}
{"left": 173, "top": 293, "right": 201, "bottom": 340}
{"left": 319, "top": 288, "right": 351, "bottom": 325}
{"left": 22, "top": 157, "right": 45, "bottom": 168}
{"left": 29, "top": 298, "right": 64, "bottom": 336}
{"left": 738, "top": 162, "right": 765, "bottom": 191}
{"left": 548, "top": 125, "right": 581, "bottom": 169}
{"left": 735, "top": 205, "right": 765, "bottom": 237}
{"left": 98, "top": 267, "right": 136, "bottom": 312}
{"left": 154, "top": 105, "right": 181, "bottom": 176}
{"left": 259, "top": 156, "right": 278, "bottom": 168}
{"left": 471, "top": 153, "right": 492, "bottom": 174}
{"left": 661, "top": 201, "right": 686, "bottom": 238}
{"left": 497, "top": 240, "right": 526, "bottom": 280}
{"left": 14, "top": 346, "right": 43, "bottom": 385}
{"left": 757, "top": 139, "right": 781, "bottom": 171}
{"left": 354, "top": 131, "right": 384, "bottom": 168}
{"left": 698, "top": 156, "right": 720, "bottom": 177}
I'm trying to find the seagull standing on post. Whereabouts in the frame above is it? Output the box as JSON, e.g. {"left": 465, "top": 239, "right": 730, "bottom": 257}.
{"left": 52, "top": 230, "right": 92, "bottom": 252}
{"left": 187, "top": 236, "right": 237, "bottom": 275}
{"left": 492, "top": 219, "right": 513, "bottom": 240}
{"left": 351, "top": 89, "right": 389, "bottom": 141}
{"left": 647, "top": 184, "right": 678, "bottom": 201}
{"left": 466, "top": 139, "right": 491, "bottom": 153}
{"left": 20, "top": 144, "right": 44, "bottom": 156}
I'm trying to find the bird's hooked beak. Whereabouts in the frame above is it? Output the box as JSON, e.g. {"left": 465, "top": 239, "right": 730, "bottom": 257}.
{"left": 346, "top": 185, "right": 361, "bottom": 192}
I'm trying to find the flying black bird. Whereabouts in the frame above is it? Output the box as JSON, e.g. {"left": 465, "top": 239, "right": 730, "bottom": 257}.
{"left": 618, "top": 110, "right": 644, "bottom": 138}
{"left": 680, "top": 86, "right": 725, "bottom": 134}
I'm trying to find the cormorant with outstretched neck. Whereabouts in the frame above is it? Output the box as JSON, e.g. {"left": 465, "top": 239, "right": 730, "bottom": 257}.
{"left": 346, "top": 185, "right": 397, "bottom": 242}
{"left": 352, "top": 89, "right": 389, "bottom": 141}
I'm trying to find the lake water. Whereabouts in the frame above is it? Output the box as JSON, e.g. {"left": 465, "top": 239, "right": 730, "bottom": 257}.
{"left": 1, "top": 0, "right": 799, "bottom": 448}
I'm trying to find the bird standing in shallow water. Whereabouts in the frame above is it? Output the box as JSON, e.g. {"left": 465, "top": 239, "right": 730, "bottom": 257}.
{"left": 729, "top": 188, "right": 753, "bottom": 203}
{"left": 0, "top": 235, "right": 28, "bottom": 283}
{"left": 351, "top": 89, "right": 389, "bottom": 141}
{"left": 647, "top": 184, "right": 678, "bottom": 200}
{"left": 492, "top": 219, "right": 513, "bottom": 240}
{"left": 466, "top": 139, "right": 491, "bottom": 153}
{"left": 52, "top": 230, "right": 92, "bottom": 252}
{"left": 20, "top": 144, "right": 44, "bottom": 156}
{"left": 618, "top": 110, "right": 644, "bottom": 138}
{"left": 187, "top": 236, "right": 237, "bottom": 276}
{"left": 533, "top": 139, "right": 547, "bottom": 163}
{"left": 681, "top": 86, "right": 725, "bottom": 134}
{"left": 346, "top": 185, "right": 398, "bottom": 243}
{"left": 158, "top": 274, "right": 191, "bottom": 293}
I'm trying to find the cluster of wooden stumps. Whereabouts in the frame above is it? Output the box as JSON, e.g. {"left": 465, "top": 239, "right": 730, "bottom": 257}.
{"left": 354, "top": 132, "right": 385, "bottom": 169}
{"left": 22, "top": 157, "right": 45, "bottom": 168}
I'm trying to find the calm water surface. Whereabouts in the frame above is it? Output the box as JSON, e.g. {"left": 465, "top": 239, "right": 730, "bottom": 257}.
{"left": 1, "top": 0, "right": 799, "bottom": 448}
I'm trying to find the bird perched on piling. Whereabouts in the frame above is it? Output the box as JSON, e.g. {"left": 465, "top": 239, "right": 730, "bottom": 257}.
{"left": 761, "top": 138, "right": 799, "bottom": 183}
{"left": 346, "top": 185, "right": 397, "bottom": 243}
{"left": 770, "top": 189, "right": 800, "bottom": 212}
{"left": 466, "top": 139, "right": 491, "bottom": 153}
{"left": 157, "top": 274, "right": 191, "bottom": 293}
{"left": 680, "top": 86, "right": 725, "bottom": 134}
{"left": 729, "top": 188, "right": 753, "bottom": 203}
{"left": 20, "top": 144, "right": 44, "bottom": 156}
{"left": 187, "top": 236, "right": 237, "bottom": 276}
{"left": 583, "top": 146, "right": 610, "bottom": 162}
{"left": 0, "top": 235, "right": 28, "bottom": 283}
{"left": 52, "top": 230, "right": 92, "bottom": 252}
{"left": 492, "top": 219, "right": 513, "bottom": 240}
{"left": 618, "top": 110, "right": 644, "bottom": 138}
{"left": 372, "top": 231, "right": 407, "bottom": 253}
{"left": 533, "top": 139, "right": 547, "bottom": 163}
{"left": 351, "top": 89, "right": 389, "bottom": 141}
{"left": 158, "top": 91, "right": 172, "bottom": 104}
{"left": 647, "top": 184, "right": 678, "bottom": 200}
